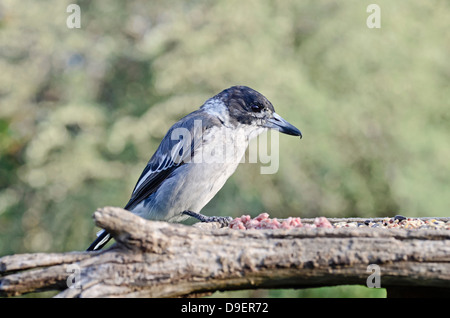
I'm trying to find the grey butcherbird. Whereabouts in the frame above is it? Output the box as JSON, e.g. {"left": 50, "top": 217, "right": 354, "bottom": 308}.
{"left": 87, "top": 86, "right": 302, "bottom": 251}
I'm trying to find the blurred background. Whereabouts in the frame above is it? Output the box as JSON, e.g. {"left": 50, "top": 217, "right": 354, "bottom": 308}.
{"left": 0, "top": 0, "right": 449, "bottom": 297}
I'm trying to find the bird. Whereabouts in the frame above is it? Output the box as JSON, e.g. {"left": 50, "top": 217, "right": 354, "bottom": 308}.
{"left": 87, "top": 85, "right": 302, "bottom": 251}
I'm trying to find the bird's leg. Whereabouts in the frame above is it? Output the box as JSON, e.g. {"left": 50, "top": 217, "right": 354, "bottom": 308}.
{"left": 182, "top": 210, "right": 233, "bottom": 227}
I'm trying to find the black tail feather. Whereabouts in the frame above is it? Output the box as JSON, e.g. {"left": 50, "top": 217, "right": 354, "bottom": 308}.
{"left": 86, "top": 230, "right": 111, "bottom": 251}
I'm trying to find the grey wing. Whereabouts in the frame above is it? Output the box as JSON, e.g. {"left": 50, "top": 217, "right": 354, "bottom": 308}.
{"left": 124, "top": 113, "right": 205, "bottom": 211}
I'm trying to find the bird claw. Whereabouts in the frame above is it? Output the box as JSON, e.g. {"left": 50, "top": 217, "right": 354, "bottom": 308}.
{"left": 208, "top": 215, "right": 233, "bottom": 227}
{"left": 182, "top": 211, "right": 232, "bottom": 227}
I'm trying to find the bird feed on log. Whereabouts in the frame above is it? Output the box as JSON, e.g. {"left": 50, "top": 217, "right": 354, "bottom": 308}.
{"left": 228, "top": 214, "right": 450, "bottom": 230}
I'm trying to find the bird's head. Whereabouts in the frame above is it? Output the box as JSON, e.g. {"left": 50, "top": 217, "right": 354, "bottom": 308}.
{"left": 204, "top": 86, "right": 302, "bottom": 138}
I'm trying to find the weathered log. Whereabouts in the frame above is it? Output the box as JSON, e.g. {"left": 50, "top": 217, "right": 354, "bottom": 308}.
{"left": 1, "top": 206, "right": 449, "bottom": 298}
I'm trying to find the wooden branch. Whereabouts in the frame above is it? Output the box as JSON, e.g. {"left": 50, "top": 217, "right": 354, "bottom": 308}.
{"left": 1, "top": 206, "right": 450, "bottom": 298}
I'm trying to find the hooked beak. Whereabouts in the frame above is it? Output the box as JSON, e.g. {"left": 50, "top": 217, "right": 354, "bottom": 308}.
{"left": 264, "top": 112, "right": 302, "bottom": 138}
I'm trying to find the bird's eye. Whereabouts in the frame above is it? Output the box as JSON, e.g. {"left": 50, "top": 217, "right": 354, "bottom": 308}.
{"left": 251, "top": 103, "right": 264, "bottom": 112}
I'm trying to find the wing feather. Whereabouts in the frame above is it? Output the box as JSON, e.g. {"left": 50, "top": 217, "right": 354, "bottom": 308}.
{"left": 124, "top": 111, "right": 211, "bottom": 211}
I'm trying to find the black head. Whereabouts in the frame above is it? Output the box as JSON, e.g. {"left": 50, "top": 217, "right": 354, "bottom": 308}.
{"left": 214, "top": 86, "right": 302, "bottom": 137}
{"left": 217, "top": 86, "right": 274, "bottom": 125}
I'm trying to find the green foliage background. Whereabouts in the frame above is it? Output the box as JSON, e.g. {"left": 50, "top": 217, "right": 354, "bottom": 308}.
{"left": 0, "top": 1, "right": 449, "bottom": 297}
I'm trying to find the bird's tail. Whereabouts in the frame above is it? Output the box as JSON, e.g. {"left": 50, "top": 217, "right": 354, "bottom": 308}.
{"left": 86, "top": 229, "right": 111, "bottom": 251}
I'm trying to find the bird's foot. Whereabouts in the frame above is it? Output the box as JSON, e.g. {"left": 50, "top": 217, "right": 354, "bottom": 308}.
{"left": 182, "top": 210, "right": 233, "bottom": 227}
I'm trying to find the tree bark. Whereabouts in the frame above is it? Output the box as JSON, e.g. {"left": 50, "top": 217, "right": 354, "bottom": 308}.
{"left": 1, "top": 207, "right": 449, "bottom": 298}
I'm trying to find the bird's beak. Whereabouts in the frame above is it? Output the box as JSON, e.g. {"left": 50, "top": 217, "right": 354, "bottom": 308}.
{"left": 264, "top": 112, "right": 302, "bottom": 138}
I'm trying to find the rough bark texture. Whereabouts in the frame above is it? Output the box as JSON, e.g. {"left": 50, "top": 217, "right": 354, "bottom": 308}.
{"left": 1, "top": 207, "right": 450, "bottom": 298}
